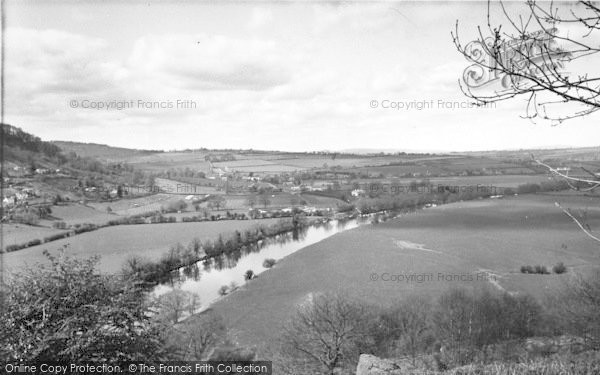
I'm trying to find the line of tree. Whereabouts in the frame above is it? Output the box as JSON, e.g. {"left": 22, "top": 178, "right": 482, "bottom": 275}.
{"left": 277, "top": 277, "right": 600, "bottom": 374}
{"left": 124, "top": 217, "right": 309, "bottom": 284}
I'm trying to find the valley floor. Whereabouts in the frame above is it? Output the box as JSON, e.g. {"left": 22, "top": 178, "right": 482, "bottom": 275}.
{"left": 209, "top": 193, "right": 600, "bottom": 354}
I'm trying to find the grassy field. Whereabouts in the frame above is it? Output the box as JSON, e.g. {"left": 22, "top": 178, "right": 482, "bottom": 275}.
{"left": 2, "top": 224, "right": 69, "bottom": 249}
{"left": 125, "top": 152, "right": 212, "bottom": 173}
{"left": 88, "top": 193, "right": 187, "bottom": 216}
{"left": 4, "top": 218, "right": 285, "bottom": 273}
{"left": 388, "top": 174, "right": 554, "bottom": 188}
{"left": 48, "top": 204, "right": 116, "bottom": 225}
{"left": 210, "top": 193, "right": 600, "bottom": 355}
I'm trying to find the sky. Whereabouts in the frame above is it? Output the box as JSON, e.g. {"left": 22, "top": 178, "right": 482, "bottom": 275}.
{"left": 4, "top": 0, "right": 600, "bottom": 152}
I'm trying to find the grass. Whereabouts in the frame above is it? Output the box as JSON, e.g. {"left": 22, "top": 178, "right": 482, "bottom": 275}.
{"left": 4, "top": 218, "right": 284, "bottom": 273}
{"left": 88, "top": 193, "right": 183, "bottom": 216}
{"left": 48, "top": 204, "right": 115, "bottom": 225}
{"left": 2, "top": 224, "right": 69, "bottom": 250}
{"left": 390, "top": 174, "right": 554, "bottom": 188}
{"left": 210, "top": 193, "right": 600, "bottom": 355}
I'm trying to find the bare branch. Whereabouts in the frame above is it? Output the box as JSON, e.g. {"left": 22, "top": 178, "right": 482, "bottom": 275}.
{"left": 555, "top": 202, "right": 600, "bottom": 244}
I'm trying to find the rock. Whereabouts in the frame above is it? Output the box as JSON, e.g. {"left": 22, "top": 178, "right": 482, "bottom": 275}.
{"left": 356, "top": 354, "right": 405, "bottom": 375}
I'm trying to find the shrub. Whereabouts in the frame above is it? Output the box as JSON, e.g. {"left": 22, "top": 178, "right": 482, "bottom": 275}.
{"left": 162, "top": 200, "right": 188, "bottom": 213}
{"left": 517, "top": 183, "right": 541, "bottom": 194}
{"left": 73, "top": 223, "right": 98, "bottom": 234}
{"left": 44, "top": 232, "right": 70, "bottom": 243}
{"left": 26, "top": 239, "right": 42, "bottom": 247}
{"left": 52, "top": 221, "right": 67, "bottom": 229}
{"left": 521, "top": 265, "right": 534, "bottom": 274}
{"left": 5, "top": 244, "right": 26, "bottom": 252}
{"left": 218, "top": 285, "right": 229, "bottom": 296}
{"left": 13, "top": 212, "right": 39, "bottom": 225}
{"left": 553, "top": 262, "right": 567, "bottom": 274}
{"left": 263, "top": 258, "right": 276, "bottom": 268}
{"left": 522, "top": 265, "right": 554, "bottom": 274}
{"left": 244, "top": 270, "right": 254, "bottom": 281}
{"left": 0, "top": 249, "right": 173, "bottom": 361}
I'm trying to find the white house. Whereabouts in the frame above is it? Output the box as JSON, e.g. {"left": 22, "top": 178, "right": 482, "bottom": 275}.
{"left": 351, "top": 189, "right": 365, "bottom": 197}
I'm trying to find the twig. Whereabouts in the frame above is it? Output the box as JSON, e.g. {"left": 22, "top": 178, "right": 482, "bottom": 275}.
{"left": 555, "top": 202, "right": 600, "bottom": 244}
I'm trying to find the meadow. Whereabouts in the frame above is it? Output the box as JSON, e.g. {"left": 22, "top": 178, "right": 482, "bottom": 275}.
{"left": 210, "top": 193, "right": 600, "bottom": 354}
{"left": 47, "top": 204, "right": 116, "bottom": 225}
{"left": 2, "top": 224, "right": 69, "bottom": 249}
{"left": 4, "top": 218, "right": 284, "bottom": 273}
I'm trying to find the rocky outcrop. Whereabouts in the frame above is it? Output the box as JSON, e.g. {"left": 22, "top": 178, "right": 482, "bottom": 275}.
{"left": 356, "top": 354, "right": 417, "bottom": 375}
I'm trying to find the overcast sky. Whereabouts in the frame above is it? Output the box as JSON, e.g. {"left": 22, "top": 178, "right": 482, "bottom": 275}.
{"left": 5, "top": 0, "right": 600, "bottom": 152}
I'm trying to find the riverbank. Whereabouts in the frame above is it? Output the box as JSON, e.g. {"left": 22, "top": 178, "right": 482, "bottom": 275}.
{"left": 208, "top": 194, "right": 600, "bottom": 355}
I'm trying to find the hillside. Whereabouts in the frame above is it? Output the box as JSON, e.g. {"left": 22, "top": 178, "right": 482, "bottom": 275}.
{"left": 52, "top": 141, "right": 163, "bottom": 161}
{"left": 1, "top": 123, "right": 66, "bottom": 170}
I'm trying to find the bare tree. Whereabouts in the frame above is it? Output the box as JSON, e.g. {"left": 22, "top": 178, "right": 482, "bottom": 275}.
{"left": 280, "top": 292, "right": 372, "bottom": 375}
{"left": 208, "top": 195, "right": 226, "bottom": 211}
{"left": 156, "top": 289, "right": 200, "bottom": 324}
{"left": 382, "top": 295, "right": 433, "bottom": 366}
{"left": 247, "top": 194, "right": 257, "bottom": 209}
{"left": 453, "top": 0, "right": 600, "bottom": 123}
{"left": 176, "top": 312, "right": 227, "bottom": 360}
{"left": 551, "top": 270, "right": 600, "bottom": 349}
{"left": 259, "top": 192, "right": 271, "bottom": 209}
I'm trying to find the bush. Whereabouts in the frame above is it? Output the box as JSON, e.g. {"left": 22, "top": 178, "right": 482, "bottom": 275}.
{"left": 0, "top": 249, "right": 174, "bottom": 361}
{"left": 553, "top": 262, "right": 567, "bottom": 274}
{"left": 517, "top": 183, "right": 541, "bottom": 194}
{"left": 26, "top": 239, "right": 42, "bottom": 247}
{"left": 44, "top": 232, "right": 71, "bottom": 243}
{"left": 73, "top": 223, "right": 98, "bottom": 234}
{"left": 244, "top": 270, "right": 254, "bottom": 281}
{"left": 522, "top": 265, "right": 551, "bottom": 274}
{"left": 52, "top": 221, "right": 67, "bottom": 229}
{"left": 5, "top": 244, "right": 26, "bottom": 252}
{"left": 521, "top": 265, "right": 533, "bottom": 274}
{"left": 162, "top": 200, "right": 188, "bottom": 213}
{"left": 12, "top": 212, "right": 39, "bottom": 225}
{"left": 263, "top": 258, "right": 276, "bottom": 268}
{"left": 218, "top": 285, "right": 229, "bottom": 296}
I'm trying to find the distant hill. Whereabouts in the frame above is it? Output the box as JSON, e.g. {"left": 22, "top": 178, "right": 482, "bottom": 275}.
{"left": 52, "top": 141, "right": 163, "bottom": 161}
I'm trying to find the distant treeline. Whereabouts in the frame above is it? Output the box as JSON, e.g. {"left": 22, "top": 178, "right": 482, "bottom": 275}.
{"left": 345, "top": 179, "right": 571, "bottom": 215}
{"left": 2, "top": 124, "right": 63, "bottom": 158}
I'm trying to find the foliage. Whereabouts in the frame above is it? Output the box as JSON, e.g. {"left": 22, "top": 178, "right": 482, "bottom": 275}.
{"left": 218, "top": 286, "right": 229, "bottom": 296}
{"left": 521, "top": 264, "right": 551, "bottom": 274}
{"left": 162, "top": 199, "right": 188, "bottom": 213}
{"left": 553, "top": 262, "right": 567, "bottom": 274}
{"left": 0, "top": 248, "right": 174, "bottom": 361}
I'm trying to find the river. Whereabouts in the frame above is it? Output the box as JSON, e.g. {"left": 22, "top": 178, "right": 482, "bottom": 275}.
{"left": 154, "top": 217, "right": 370, "bottom": 310}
